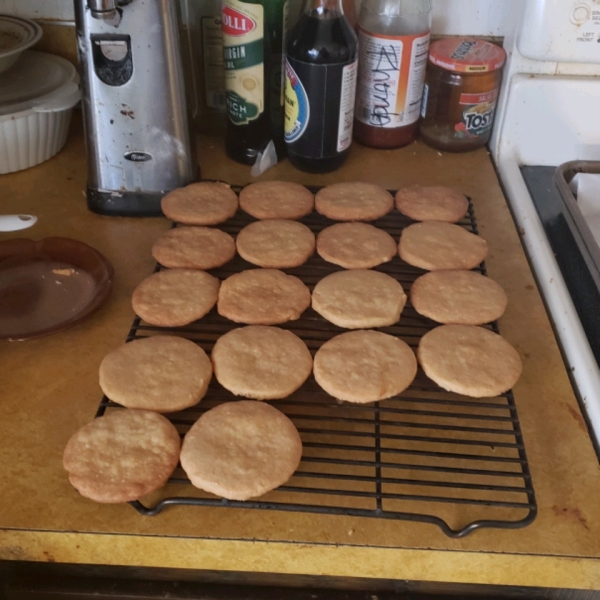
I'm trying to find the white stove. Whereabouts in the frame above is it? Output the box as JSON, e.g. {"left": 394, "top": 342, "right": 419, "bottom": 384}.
{"left": 491, "top": 0, "right": 600, "bottom": 450}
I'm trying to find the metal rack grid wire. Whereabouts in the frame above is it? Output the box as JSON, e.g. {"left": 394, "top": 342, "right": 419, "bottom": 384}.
{"left": 96, "top": 184, "right": 537, "bottom": 538}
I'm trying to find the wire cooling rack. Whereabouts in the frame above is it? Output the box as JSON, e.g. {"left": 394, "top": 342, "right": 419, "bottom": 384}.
{"left": 96, "top": 184, "right": 537, "bottom": 538}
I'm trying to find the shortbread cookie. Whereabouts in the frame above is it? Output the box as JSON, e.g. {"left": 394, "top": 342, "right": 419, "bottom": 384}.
{"left": 395, "top": 185, "right": 469, "bottom": 222}
{"left": 212, "top": 325, "right": 312, "bottom": 399}
{"left": 399, "top": 221, "right": 488, "bottom": 270}
{"left": 315, "top": 182, "right": 393, "bottom": 221}
{"left": 152, "top": 226, "right": 235, "bottom": 270}
{"left": 236, "top": 220, "right": 315, "bottom": 268}
{"left": 132, "top": 269, "right": 219, "bottom": 327}
{"left": 63, "top": 409, "right": 180, "bottom": 503}
{"left": 161, "top": 182, "right": 238, "bottom": 225}
{"left": 99, "top": 336, "right": 213, "bottom": 412}
{"left": 313, "top": 330, "right": 417, "bottom": 403}
{"left": 239, "top": 181, "right": 314, "bottom": 219}
{"left": 180, "top": 401, "right": 302, "bottom": 500}
{"left": 411, "top": 270, "right": 508, "bottom": 325}
{"left": 316, "top": 222, "right": 396, "bottom": 269}
{"left": 217, "top": 269, "right": 311, "bottom": 325}
{"left": 312, "top": 269, "right": 406, "bottom": 329}
{"left": 417, "top": 324, "right": 523, "bottom": 397}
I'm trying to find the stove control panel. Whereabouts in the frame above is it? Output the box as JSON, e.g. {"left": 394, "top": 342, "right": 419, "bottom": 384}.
{"left": 518, "top": 0, "right": 600, "bottom": 64}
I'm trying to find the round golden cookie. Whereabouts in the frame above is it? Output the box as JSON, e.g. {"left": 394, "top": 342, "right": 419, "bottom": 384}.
{"left": 161, "top": 182, "right": 238, "bottom": 225}
{"left": 316, "top": 222, "right": 396, "bottom": 269}
{"left": 395, "top": 185, "right": 469, "bottom": 223}
{"left": 217, "top": 269, "right": 311, "bottom": 325}
{"left": 399, "top": 221, "right": 488, "bottom": 270}
{"left": 239, "top": 181, "right": 314, "bottom": 219}
{"left": 180, "top": 401, "right": 302, "bottom": 500}
{"left": 313, "top": 330, "right": 417, "bottom": 403}
{"left": 63, "top": 409, "right": 180, "bottom": 504}
{"left": 99, "top": 336, "right": 213, "bottom": 413}
{"left": 236, "top": 220, "right": 315, "bottom": 268}
{"left": 417, "top": 324, "right": 523, "bottom": 398}
{"left": 152, "top": 226, "right": 235, "bottom": 270}
{"left": 211, "top": 325, "right": 312, "bottom": 399}
{"left": 410, "top": 270, "right": 508, "bottom": 325}
{"left": 312, "top": 269, "right": 407, "bottom": 329}
{"left": 132, "top": 269, "right": 220, "bottom": 327}
{"left": 315, "top": 182, "right": 394, "bottom": 221}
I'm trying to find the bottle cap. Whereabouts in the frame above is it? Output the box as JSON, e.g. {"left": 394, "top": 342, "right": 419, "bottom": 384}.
{"left": 428, "top": 38, "right": 506, "bottom": 73}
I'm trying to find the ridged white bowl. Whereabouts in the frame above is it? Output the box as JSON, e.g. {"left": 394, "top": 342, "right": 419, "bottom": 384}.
{"left": 0, "top": 108, "right": 75, "bottom": 175}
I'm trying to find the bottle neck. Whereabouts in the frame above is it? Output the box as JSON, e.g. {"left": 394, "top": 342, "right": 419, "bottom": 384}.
{"left": 304, "top": 0, "right": 344, "bottom": 18}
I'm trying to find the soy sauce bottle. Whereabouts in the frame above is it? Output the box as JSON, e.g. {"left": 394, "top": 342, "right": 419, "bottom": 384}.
{"left": 284, "top": 0, "right": 358, "bottom": 173}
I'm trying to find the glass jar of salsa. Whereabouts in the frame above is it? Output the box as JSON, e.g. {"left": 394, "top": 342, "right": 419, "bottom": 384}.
{"left": 419, "top": 38, "right": 506, "bottom": 153}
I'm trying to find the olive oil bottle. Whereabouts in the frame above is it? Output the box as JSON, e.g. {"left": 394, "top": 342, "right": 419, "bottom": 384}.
{"left": 222, "top": 0, "right": 290, "bottom": 165}
{"left": 222, "top": 0, "right": 270, "bottom": 164}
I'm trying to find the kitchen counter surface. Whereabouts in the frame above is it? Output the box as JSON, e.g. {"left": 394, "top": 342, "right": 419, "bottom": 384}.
{"left": 1, "top": 117, "right": 600, "bottom": 591}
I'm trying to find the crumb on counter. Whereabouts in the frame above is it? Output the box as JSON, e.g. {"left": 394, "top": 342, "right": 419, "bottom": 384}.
{"left": 52, "top": 268, "right": 76, "bottom": 276}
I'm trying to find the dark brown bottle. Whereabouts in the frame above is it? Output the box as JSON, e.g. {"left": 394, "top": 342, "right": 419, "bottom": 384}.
{"left": 284, "top": 0, "right": 358, "bottom": 173}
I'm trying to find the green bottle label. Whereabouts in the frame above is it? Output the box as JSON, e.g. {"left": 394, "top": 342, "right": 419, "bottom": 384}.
{"left": 226, "top": 91, "right": 260, "bottom": 124}
{"left": 222, "top": 0, "right": 264, "bottom": 125}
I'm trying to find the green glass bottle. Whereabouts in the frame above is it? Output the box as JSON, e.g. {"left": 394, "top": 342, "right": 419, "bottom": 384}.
{"left": 265, "top": 0, "right": 290, "bottom": 158}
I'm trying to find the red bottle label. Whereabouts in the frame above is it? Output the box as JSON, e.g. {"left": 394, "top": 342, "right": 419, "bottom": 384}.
{"left": 454, "top": 89, "right": 498, "bottom": 138}
{"left": 222, "top": 6, "right": 256, "bottom": 36}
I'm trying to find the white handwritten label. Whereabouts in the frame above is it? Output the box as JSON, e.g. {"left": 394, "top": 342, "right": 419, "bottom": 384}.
{"left": 356, "top": 29, "right": 430, "bottom": 129}
{"left": 337, "top": 60, "right": 358, "bottom": 152}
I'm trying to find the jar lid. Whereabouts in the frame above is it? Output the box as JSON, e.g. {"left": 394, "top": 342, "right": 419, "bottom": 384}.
{"left": 428, "top": 38, "right": 506, "bottom": 73}
{"left": 0, "top": 50, "right": 79, "bottom": 117}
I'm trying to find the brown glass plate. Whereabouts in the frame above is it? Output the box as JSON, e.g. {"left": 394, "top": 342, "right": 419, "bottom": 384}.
{"left": 0, "top": 237, "right": 114, "bottom": 341}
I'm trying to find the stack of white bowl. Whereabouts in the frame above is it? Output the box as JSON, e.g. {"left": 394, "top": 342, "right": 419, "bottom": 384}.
{"left": 0, "top": 15, "right": 80, "bottom": 174}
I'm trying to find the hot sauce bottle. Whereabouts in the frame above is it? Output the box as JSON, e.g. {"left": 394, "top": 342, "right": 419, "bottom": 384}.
{"left": 354, "top": 0, "right": 431, "bottom": 149}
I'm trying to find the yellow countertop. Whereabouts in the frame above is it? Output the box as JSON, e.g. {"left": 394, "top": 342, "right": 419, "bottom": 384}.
{"left": 1, "top": 117, "right": 600, "bottom": 590}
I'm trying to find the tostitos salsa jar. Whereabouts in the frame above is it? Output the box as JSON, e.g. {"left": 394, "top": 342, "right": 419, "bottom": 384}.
{"left": 419, "top": 38, "right": 506, "bottom": 152}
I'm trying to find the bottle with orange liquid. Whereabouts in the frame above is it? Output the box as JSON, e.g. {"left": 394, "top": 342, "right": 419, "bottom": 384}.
{"left": 354, "top": 0, "right": 431, "bottom": 149}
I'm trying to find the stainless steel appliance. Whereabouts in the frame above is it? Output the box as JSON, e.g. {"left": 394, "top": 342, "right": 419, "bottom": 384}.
{"left": 75, "top": 0, "right": 197, "bottom": 216}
